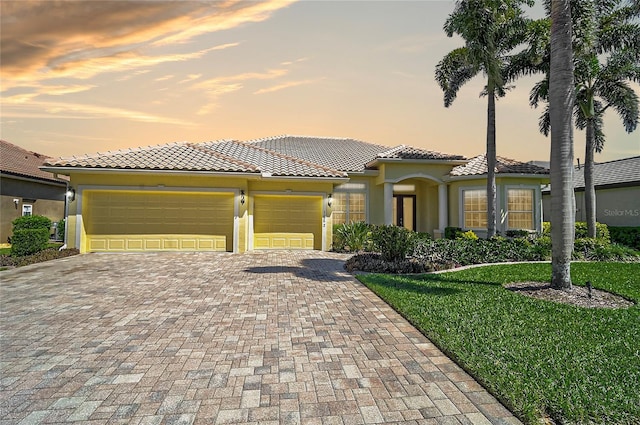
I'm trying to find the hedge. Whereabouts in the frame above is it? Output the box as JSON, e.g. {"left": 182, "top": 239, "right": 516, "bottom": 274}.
{"left": 11, "top": 228, "right": 50, "bottom": 256}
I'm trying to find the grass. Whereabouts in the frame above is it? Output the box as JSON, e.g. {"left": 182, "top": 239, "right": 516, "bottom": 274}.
{"left": 358, "top": 262, "right": 640, "bottom": 425}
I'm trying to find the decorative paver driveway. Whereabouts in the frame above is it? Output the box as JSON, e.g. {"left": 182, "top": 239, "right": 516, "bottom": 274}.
{"left": 0, "top": 251, "right": 521, "bottom": 425}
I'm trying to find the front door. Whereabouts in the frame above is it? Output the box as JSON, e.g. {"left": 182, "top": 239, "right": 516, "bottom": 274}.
{"left": 392, "top": 195, "right": 416, "bottom": 231}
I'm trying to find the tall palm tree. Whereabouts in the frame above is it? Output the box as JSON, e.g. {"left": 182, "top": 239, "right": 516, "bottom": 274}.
{"left": 435, "top": 0, "right": 536, "bottom": 238}
{"left": 549, "top": 0, "right": 575, "bottom": 290}
{"left": 531, "top": 0, "right": 640, "bottom": 238}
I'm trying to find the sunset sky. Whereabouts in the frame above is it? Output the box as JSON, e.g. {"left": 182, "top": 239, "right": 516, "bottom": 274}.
{"left": 1, "top": 0, "right": 638, "bottom": 164}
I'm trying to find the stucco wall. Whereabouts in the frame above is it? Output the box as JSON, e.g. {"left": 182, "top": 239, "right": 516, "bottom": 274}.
{"left": 65, "top": 172, "right": 336, "bottom": 252}
{"left": 0, "top": 176, "right": 66, "bottom": 242}
{"left": 542, "top": 185, "right": 640, "bottom": 227}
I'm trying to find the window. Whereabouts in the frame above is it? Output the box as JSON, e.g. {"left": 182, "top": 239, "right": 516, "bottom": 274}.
{"left": 332, "top": 192, "right": 366, "bottom": 224}
{"left": 22, "top": 204, "right": 33, "bottom": 216}
{"left": 463, "top": 189, "right": 487, "bottom": 229}
{"left": 508, "top": 189, "right": 534, "bottom": 230}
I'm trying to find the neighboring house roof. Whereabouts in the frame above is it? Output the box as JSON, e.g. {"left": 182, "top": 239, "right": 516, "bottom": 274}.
{"left": 376, "top": 145, "right": 466, "bottom": 161}
{"left": 246, "top": 135, "right": 388, "bottom": 172}
{"left": 0, "top": 140, "right": 67, "bottom": 184}
{"left": 449, "top": 154, "right": 550, "bottom": 177}
{"left": 572, "top": 156, "right": 640, "bottom": 189}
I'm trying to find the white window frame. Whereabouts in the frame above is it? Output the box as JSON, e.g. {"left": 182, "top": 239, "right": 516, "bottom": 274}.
{"left": 504, "top": 185, "right": 541, "bottom": 232}
{"left": 459, "top": 186, "right": 490, "bottom": 231}
{"left": 22, "top": 204, "right": 33, "bottom": 216}
{"left": 333, "top": 182, "right": 369, "bottom": 223}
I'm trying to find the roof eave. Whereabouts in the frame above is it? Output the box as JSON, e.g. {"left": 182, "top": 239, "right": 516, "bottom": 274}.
{"left": 366, "top": 158, "right": 468, "bottom": 168}
{"left": 1, "top": 170, "right": 68, "bottom": 186}
{"left": 40, "top": 166, "right": 262, "bottom": 178}
{"left": 259, "top": 175, "right": 349, "bottom": 183}
{"left": 444, "top": 173, "right": 551, "bottom": 182}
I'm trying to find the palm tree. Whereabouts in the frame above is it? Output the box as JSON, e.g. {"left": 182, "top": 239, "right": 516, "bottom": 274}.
{"left": 531, "top": 0, "right": 640, "bottom": 238}
{"left": 435, "top": 0, "right": 536, "bottom": 238}
{"left": 549, "top": 0, "right": 575, "bottom": 290}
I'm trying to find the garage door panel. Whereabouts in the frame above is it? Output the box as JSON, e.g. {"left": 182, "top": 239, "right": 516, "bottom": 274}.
{"left": 84, "top": 191, "right": 233, "bottom": 252}
{"left": 253, "top": 195, "right": 322, "bottom": 250}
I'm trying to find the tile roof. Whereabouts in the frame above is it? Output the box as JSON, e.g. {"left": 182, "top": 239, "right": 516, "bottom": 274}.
{"left": 449, "top": 154, "right": 550, "bottom": 176}
{"left": 573, "top": 156, "right": 640, "bottom": 188}
{"left": 44, "top": 142, "right": 260, "bottom": 173}
{"left": 246, "top": 135, "right": 388, "bottom": 172}
{"left": 376, "top": 145, "right": 466, "bottom": 161}
{"left": 200, "top": 140, "right": 347, "bottom": 178}
{"left": 1, "top": 140, "right": 67, "bottom": 183}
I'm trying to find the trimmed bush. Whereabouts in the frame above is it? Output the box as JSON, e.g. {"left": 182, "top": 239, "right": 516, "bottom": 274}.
{"left": 609, "top": 226, "right": 640, "bottom": 251}
{"left": 11, "top": 228, "right": 50, "bottom": 256}
{"left": 12, "top": 215, "right": 52, "bottom": 231}
{"left": 10, "top": 215, "right": 52, "bottom": 257}
{"left": 445, "top": 226, "right": 463, "bottom": 239}
{"left": 371, "top": 225, "right": 415, "bottom": 262}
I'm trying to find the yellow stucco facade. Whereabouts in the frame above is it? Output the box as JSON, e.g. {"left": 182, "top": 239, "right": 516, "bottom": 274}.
{"left": 61, "top": 159, "right": 549, "bottom": 253}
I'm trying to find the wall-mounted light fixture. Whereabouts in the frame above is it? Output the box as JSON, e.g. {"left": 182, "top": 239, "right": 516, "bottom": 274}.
{"left": 66, "top": 188, "right": 76, "bottom": 202}
{"left": 327, "top": 193, "right": 332, "bottom": 207}
{"left": 240, "top": 190, "right": 245, "bottom": 205}
{"left": 13, "top": 198, "right": 19, "bottom": 209}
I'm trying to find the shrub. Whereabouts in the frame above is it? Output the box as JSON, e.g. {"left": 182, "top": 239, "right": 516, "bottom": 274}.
{"left": 12, "top": 215, "right": 52, "bottom": 231}
{"left": 11, "top": 228, "right": 50, "bottom": 256}
{"left": 56, "top": 218, "right": 65, "bottom": 241}
{"left": 609, "top": 226, "right": 640, "bottom": 251}
{"left": 445, "top": 226, "right": 463, "bottom": 239}
{"left": 505, "top": 229, "right": 530, "bottom": 238}
{"left": 332, "top": 222, "right": 372, "bottom": 252}
{"left": 574, "top": 221, "right": 610, "bottom": 242}
{"left": 459, "top": 230, "right": 478, "bottom": 240}
{"left": 543, "top": 221, "right": 610, "bottom": 242}
{"left": 573, "top": 238, "right": 639, "bottom": 261}
{"left": 371, "top": 225, "right": 415, "bottom": 262}
{"left": 542, "top": 221, "right": 551, "bottom": 236}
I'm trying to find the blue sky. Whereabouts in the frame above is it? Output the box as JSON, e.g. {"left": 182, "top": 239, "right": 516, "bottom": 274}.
{"left": 1, "top": 1, "right": 638, "bottom": 163}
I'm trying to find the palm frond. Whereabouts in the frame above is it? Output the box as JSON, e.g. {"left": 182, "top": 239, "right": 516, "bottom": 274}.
{"left": 435, "top": 47, "right": 479, "bottom": 107}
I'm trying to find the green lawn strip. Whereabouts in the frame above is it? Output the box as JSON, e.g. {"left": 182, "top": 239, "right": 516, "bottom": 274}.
{"left": 358, "top": 263, "right": 640, "bottom": 425}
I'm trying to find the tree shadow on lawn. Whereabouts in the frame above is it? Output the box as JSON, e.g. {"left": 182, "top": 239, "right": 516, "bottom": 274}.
{"left": 361, "top": 273, "right": 506, "bottom": 297}
{"left": 244, "top": 258, "right": 353, "bottom": 282}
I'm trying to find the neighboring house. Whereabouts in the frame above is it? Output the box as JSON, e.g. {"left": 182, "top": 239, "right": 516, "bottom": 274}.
{"left": 42, "top": 135, "right": 549, "bottom": 253}
{"left": 1, "top": 140, "right": 68, "bottom": 243}
{"left": 542, "top": 156, "right": 640, "bottom": 227}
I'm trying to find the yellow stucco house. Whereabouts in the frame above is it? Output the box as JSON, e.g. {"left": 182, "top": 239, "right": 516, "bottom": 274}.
{"left": 42, "top": 135, "right": 549, "bottom": 253}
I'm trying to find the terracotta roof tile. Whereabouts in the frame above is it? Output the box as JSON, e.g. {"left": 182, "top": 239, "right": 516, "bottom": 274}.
{"left": 246, "top": 135, "right": 388, "bottom": 172}
{"left": 44, "top": 141, "right": 259, "bottom": 173}
{"left": 450, "top": 154, "right": 550, "bottom": 176}
{"left": 200, "top": 140, "right": 347, "bottom": 178}
{"left": 376, "top": 145, "right": 466, "bottom": 161}
{"left": 1, "top": 140, "right": 67, "bottom": 183}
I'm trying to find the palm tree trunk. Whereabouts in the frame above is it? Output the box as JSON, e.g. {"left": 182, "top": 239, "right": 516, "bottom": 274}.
{"left": 585, "top": 120, "right": 597, "bottom": 238}
{"left": 549, "top": 0, "right": 574, "bottom": 290}
{"left": 486, "top": 85, "right": 497, "bottom": 238}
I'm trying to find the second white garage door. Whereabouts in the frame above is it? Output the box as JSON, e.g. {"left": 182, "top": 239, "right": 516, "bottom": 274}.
{"left": 253, "top": 195, "right": 322, "bottom": 250}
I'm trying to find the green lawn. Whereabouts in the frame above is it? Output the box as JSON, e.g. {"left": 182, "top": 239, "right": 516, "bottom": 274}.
{"left": 358, "top": 262, "right": 640, "bottom": 425}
